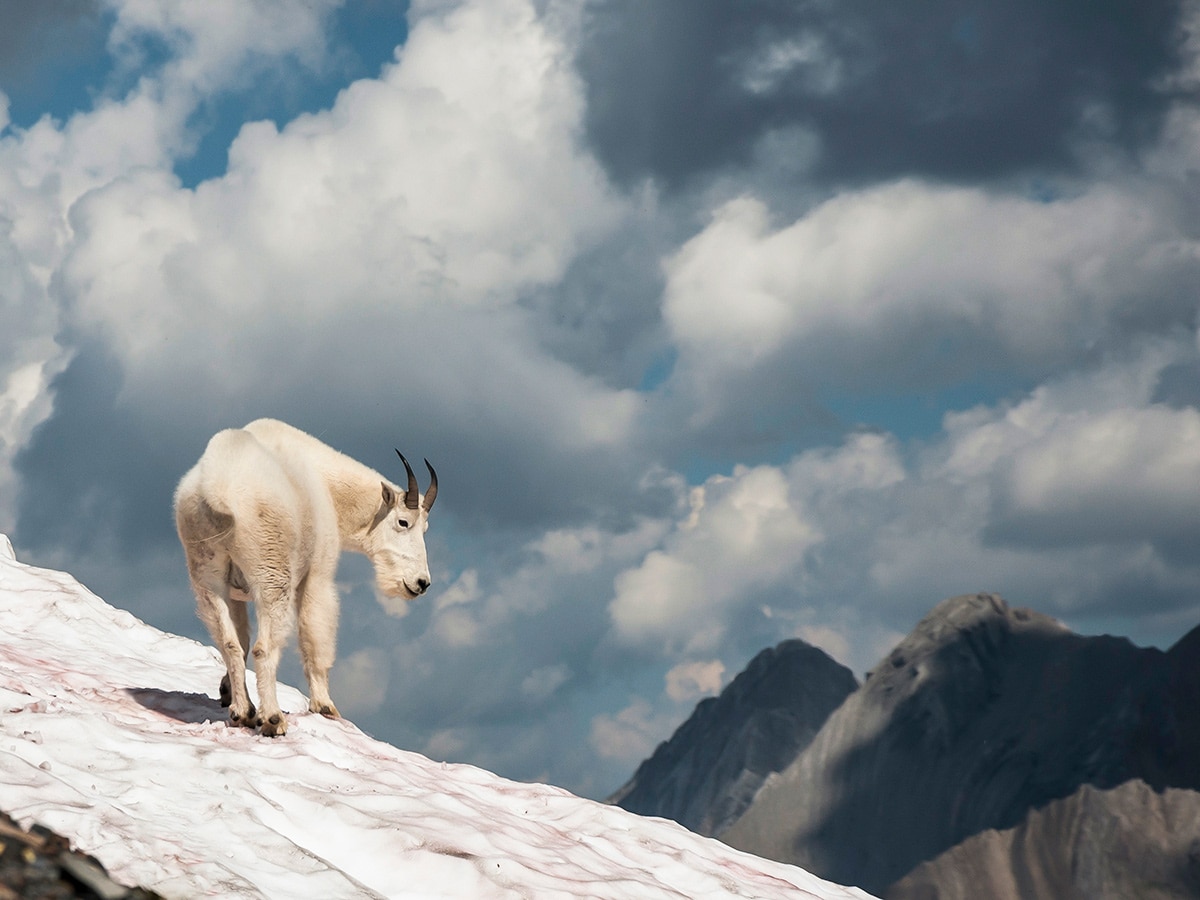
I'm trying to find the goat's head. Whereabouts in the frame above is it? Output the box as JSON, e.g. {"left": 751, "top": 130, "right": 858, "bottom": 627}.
{"left": 367, "top": 451, "right": 438, "bottom": 600}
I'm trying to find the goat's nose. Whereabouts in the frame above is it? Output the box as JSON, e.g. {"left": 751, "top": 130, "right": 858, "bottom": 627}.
{"left": 416, "top": 575, "right": 431, "bottom": 594}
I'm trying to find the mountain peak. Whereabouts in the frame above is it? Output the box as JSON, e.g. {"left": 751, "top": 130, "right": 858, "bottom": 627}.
{"left": 610, "top": 637, "right": 858, "bottom": 837}
{"left": 868, "top": 592, "right": 1067, "bottom": 677}
{"left": 856, "top": 592, "right": 1077, "bottom": 748}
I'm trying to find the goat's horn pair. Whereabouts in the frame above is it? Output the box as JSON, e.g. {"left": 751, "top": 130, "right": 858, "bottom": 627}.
{"left": 395, "top": 450, "right": 438, "bottom": 512}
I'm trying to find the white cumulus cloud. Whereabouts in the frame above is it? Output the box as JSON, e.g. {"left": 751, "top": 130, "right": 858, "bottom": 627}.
{"left": 662, "top": 180, "right": 1200, "bottom": 399}
{"left": 664, "top": 659, "right": 725, "bottom": 703}
{"left": 590, "top": 698, "right": 677, "bottom": 764}
{"left": 329, "top": 646, "right": 391, "bottom": 717}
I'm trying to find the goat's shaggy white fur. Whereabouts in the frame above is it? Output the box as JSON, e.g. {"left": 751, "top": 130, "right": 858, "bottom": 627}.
{"left": 174, "top": 419, "right": 435, "bottom": 736}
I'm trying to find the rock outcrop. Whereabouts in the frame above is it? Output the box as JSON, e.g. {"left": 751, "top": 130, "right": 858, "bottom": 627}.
{"left": 886, "top": 779, "right": 1200, "bottom": 900}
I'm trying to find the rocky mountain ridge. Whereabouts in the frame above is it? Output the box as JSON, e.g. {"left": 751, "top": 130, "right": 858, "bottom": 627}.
{"left": 722, "top": 592, "right": 1200, "bottom": 894}
{"left": 616, "top": 591, "right": 1200, "bottom": 898}
{"left": 610, "top": 639, "right": 858, "bottom": 836}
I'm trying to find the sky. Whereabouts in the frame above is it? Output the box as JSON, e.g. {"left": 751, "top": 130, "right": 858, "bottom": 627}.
{"left": 0, "top": 539, "right": 871, "bottom": 900}
{"left": 1, "top": 0, "right": 1199, "bottom": 800}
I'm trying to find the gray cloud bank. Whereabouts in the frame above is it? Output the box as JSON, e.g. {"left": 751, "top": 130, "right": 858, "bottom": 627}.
{"left": 579, "top": 0, "right": 1191, "bottom": 187}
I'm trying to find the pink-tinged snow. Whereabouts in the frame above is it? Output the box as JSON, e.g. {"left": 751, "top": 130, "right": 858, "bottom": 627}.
{"left": 0, "top": 535, "right": 876, "bottom": 900}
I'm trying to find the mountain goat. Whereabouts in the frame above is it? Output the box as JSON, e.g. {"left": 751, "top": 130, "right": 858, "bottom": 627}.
{"left": 174, "top": 419, "right": 437, "bottom": 736}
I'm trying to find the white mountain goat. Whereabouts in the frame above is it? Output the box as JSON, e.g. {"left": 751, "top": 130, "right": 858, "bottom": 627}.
{"left": 174, "top": 419, "right": 437, "bottom": 736}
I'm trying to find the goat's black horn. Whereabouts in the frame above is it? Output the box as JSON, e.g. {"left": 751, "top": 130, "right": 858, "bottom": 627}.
{"left": 422, "top": 459, "right": 438, "bottom": 512}
{"left": 396, "top": 450, "right": 420, "bottom": 510}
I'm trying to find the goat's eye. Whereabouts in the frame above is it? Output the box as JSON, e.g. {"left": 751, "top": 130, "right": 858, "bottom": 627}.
{"left": 397, "top": 518, "right": 410, "bottom": 529}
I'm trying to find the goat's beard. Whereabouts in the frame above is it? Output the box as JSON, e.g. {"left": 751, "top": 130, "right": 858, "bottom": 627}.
{"left": 374, "top": 582, "right": 416, "bottom": 618}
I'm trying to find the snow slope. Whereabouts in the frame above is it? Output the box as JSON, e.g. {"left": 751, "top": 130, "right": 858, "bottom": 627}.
{"left": 0, "top": 535, "right": 875, "bottom": 899}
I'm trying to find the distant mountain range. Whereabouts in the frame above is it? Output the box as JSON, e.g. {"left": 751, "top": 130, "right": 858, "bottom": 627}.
{"left": 614, "top": 593, "right": 1200, "bottom": 899}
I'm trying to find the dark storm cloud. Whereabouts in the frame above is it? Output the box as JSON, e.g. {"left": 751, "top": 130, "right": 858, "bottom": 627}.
{"left": 1155, "top": 359, "right": 1200, "bottom": 409}
{"left": 12, "top": 305, "right": 655, "bottom": 580}
{"left": 13, "top": 343, "right": 198, "bottom": 562}
{"left": 0, "top": 1, "right": 106, "bottom": 110}
{"left": 0, "top": 2, "right": 100, "bottom": 74}
{"left": 577, "top": 0, "right": 1190, "bottom": 188}
{"left": 521, "top": 216, "right": 672, "bottom": 392}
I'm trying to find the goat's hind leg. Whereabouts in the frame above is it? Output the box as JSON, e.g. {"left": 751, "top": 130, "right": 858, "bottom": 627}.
{"left": 218, "top": 597, "right": 255, "bottom": 719}
{"left": 251, "top": 574, "right": 292, "bottom": 737}
{"left": 193, "top": 580, "right": 257, "bottom": 727}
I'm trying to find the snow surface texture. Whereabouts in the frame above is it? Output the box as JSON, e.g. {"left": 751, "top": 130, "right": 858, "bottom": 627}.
{"left": 0, "top": 536, "right": 875, "bottom": 900}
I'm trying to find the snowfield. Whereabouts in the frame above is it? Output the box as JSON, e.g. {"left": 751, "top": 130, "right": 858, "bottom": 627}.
{"left": 0, "top": 535, "right": 874, "bottom": 899}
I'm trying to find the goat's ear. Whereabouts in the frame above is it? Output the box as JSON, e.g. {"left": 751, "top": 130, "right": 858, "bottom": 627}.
{"left": 381, "top": 482, "right": 397, "bottom": 511}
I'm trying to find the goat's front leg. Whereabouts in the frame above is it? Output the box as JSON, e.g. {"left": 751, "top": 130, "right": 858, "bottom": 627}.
{"left": 297, "top": 576, "right": 341, "bottom": 719}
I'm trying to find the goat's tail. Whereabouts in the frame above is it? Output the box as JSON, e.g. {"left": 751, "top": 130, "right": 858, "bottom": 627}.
{"left": 199, "top": 496, "right": 235, "bottom": 535}
{"left": 176, "top": 488, "right": 236, "bottom": 547}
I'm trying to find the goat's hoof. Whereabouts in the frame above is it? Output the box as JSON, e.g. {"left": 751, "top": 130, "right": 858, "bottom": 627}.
{"left": 310, "top": 700, "right": 341, "bottom": 719}
{"left": 261, "top": 713, "right": 287, "bottom": 737}
{"left": 229, "top": 702, "right": 257, "bottom": 728}
{"left": 219, "top": 676, "right": 232, "bottom": 708}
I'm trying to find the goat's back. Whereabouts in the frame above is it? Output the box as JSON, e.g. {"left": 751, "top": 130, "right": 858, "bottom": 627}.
{"left": 174, "top": 426, "right": 328, "bottom": 554}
